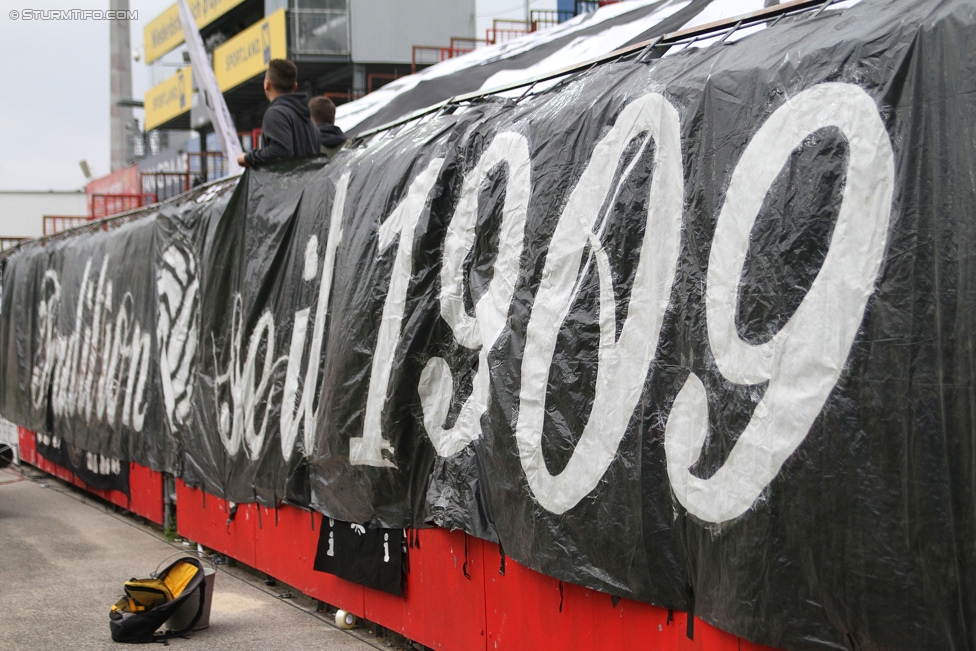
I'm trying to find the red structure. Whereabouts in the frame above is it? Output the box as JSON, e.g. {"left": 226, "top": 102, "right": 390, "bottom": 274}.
{"left": 90, "top": 193, "right": 156, "bottom": 220}
{"left": 86, "top": 165, "right": 140, "bottom": 210}
{"left": 35, "top": 166, "right": 153, "bottom": 237}
{"left": 17, "top": 427, "right": 164, "bottom": 524}
{"left": 485, "top": 19, "right": 530, "bottom": 45}
{"left": 16, "top": 426, "right": 779, "bottom": 651}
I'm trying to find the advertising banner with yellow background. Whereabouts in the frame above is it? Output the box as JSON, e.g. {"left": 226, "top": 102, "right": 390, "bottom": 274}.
{"left": 214, "top": 9, "right": 287, "bottom": 92}
{"left": 145, "top": 66, "right": 193, "bottom": 131}
{"left": 143, "top": 0, "right": 245, "bottom": 64}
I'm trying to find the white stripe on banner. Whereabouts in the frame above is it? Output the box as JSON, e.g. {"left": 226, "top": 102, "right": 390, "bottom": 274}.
{"left": 177, "top": 0, "right": 243, "bottom": 174}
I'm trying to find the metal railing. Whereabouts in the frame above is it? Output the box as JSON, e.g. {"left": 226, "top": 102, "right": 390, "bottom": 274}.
{"left": 90, "top": 194, "right": 157, "bottom": 220}
{"left": 530, "top": 9, "right": 576, "bottom": 31}
{"left": 450, "top": 36, "right": 480, "bottom": 51}
{"left": 240, "top": 128, "right": 262, "bottom": 152}
{"left": 486, "top": 19, "right": 530, "bottom": 45}
{"left": 319, "top": 89, "right": 359, "bottom": 104}
{"left": 140, "top": 151, "right": 227, "bottom": 202}
{"left": 411, "top": 44, "right": 476, "bottom": 73}
{"left": 24, "top": 176, "right": 241, "bottom": 253}
{"left": 188, "top": 151, "right": 227, "bottom": 186}
{"left": 411, "top": 45, "right": 443, "bottom": 71}
{"left": 410, "top": 36, "right": 480, "bottom": 74}
{"left": 0, "top": 236, "right": 31, "bottom": 250}
{"left": 289, "top": 5, "right": 350, "bottom": 56}
{"left": 366, "top": 72, "right": 404, "bottom": 94}
{"left": 411, "top": 43, "right": 477, "bottom": 73}
{"left": 141, "top": 171, "right": 190, "bottom": 203}
{"left": 528, "top": 1, "right": 619, "bottom": 31}
{"left": 43, "top": 216, "right": 90, "bottom": 236}
{"left": 355, "top": 0, "right": 833, "bottom": 142}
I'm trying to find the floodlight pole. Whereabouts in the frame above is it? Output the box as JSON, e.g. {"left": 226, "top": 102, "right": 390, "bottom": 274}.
{"left": 109, "top": 0, "right": 133, "bottom": 170}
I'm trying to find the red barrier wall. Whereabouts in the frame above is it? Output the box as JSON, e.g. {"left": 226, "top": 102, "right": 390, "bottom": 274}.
{"left": 17, "top": 427, "right": 164, "bottom": 524}
{"left": 175, "top": 480, "right": 258, "bottom": 567}
{"left": 174, "top": 478, "right": 778, "bottom": 651}
{"left": 18, "top": 427, "right": 36, "bottom": 465}
{"left": 127, "top": 463, "right": 166, "bottom": 524}
{"left": 267, "top": 508, "right": 364, "bottom": 614}
{"left": 365, "top": 528, "right": 488, "bottom": 650}
{"left": 16, "top": 426, "right": 777, "bottom": 651}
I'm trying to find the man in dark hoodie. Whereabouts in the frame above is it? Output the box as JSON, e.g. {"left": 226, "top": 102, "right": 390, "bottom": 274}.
{"left": 309, "top": 96, "right": 347, "bottom": 159}
{"left": 237, "top": 59, "right": 319, "bottom": 168}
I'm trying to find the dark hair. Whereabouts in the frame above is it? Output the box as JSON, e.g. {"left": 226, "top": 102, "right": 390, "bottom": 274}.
{"left": 266, "top": 59, "right": 298, "bottom": 93}
{"left": 309, "top": 96, "right": 336, "bottom": 124}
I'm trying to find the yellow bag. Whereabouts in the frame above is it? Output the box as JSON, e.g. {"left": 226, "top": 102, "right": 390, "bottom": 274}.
{"left": 161, "top": 561, "right": 199, "bottom": 599}
{"left": 121, "top": 560, "right": 200, "bottom": 612}
{"left": 110, "top": 557, "right": 206, "bottom": 643}
{"left": 123, "top": 577, "right": 173, "bottom": 610}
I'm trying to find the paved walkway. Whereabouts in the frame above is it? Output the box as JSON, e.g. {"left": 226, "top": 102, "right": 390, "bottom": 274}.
{"left": 0, "top": 464, "right": 394, "bottom": 651}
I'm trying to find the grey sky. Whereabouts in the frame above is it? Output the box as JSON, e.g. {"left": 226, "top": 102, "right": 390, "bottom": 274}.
{"left": 0, "top": 0, "right": 555, "bottom": 191}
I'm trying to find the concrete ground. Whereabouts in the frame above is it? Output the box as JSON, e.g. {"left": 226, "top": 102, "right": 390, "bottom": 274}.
{"left": 0, "top": 464, "right": 402, "bottom": 651}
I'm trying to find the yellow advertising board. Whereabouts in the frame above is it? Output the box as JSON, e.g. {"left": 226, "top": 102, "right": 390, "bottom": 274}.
{"left": 145, "top": 66, "right": 193, "bottom": 131}
{"left": 214, "top": 9, "right": 288, "bottom": 92}
{"left": 143, "top": 0, "right": 246, "bottom": 64}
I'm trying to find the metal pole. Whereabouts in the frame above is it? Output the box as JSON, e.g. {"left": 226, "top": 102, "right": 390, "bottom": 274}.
{"left": 109, "top": 0, "right": 133, "bottom": 171}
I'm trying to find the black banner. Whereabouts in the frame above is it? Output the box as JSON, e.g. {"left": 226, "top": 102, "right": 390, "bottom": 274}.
{"left": 0, "top": 181, "right": 238, "bottom": 475}
{"left": 35, "top": 431, "right": 129, "bottom": 495}
{"left": 0, "top": 219, "right": 161, "bottom": 465}
{"left": 2, "top": 1, "right": 975, "bottom": 648}
{"left": 314, "top": 518, "right": 404, "bottom": 596}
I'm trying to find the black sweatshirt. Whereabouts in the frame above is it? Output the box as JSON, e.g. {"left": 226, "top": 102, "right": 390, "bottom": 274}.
{"left": 244, "top": 92, "right": 320, "bottom": 167}
{"left": 317, "top": 122, "right": 347, "bottom": 150}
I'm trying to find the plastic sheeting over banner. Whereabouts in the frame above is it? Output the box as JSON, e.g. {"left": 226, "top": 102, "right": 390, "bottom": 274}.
{"left": 0, "top": 181, "right": 238, "bottom": 473}
{"left": 336, "top": 0, "right": 743, "bottom": 134}
{"left": 2, "top": 0, "right": 975, "bottom": 648}
{"left": 0, "top": 218, "right": 162, "bottom": 465}
{"left": 35, "top": 431, "right": 130, "bottom": 495}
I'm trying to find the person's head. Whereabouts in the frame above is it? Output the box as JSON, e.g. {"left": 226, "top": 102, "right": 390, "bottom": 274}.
{"left": 264, "top": 59, "right": 298, "bottom": 100}
{"left": 309, "top": 96, "right": 337, "bottom": 125}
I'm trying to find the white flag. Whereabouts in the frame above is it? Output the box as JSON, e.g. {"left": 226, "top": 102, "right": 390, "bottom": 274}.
{"left": 177, "top": 0, "right": 243, "bottom": 175}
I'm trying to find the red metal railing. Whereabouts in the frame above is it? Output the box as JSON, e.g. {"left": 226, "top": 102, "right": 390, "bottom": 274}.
{"left": 43, "top": 192, "right": 156, "bottom": 236}
{"left": 366, "top": 72, "right": 403, "bottom": 94}
{"left": 530, "top": 9, "right": 577, "bottom": 30}
{"left": 43, "top": 215, "right": 91, "bottom": 235}
{"left": 320, "top": 91, "right": 355, "bottom": 104}
{"left": 412, "top": 44, "right": 477, "bottom": 73}
{"left": 529, "top": 1, "right": 620, "bottom": 31}
{"left": 486, "top": 19, "right": 530, "bottom": 44}
{"left": 412, "top": 45, "right": 444, "bottom": 73}
{"left": 90, "top": 193, "right": 156, "bottom": 220}
{"left": 240, "top": 128, "right": 264, "bottom": 152}
{"left": 451, "top": 36, "right": 480, "bottom": 51}
{"left": 441, "top": 45, "right": 475, "bottom": 59}
{"left": 410, "top": 36, "right": 479, "bottom": 74}
{"left": 0, "top": 236, "right": 31, "bottom": 250}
